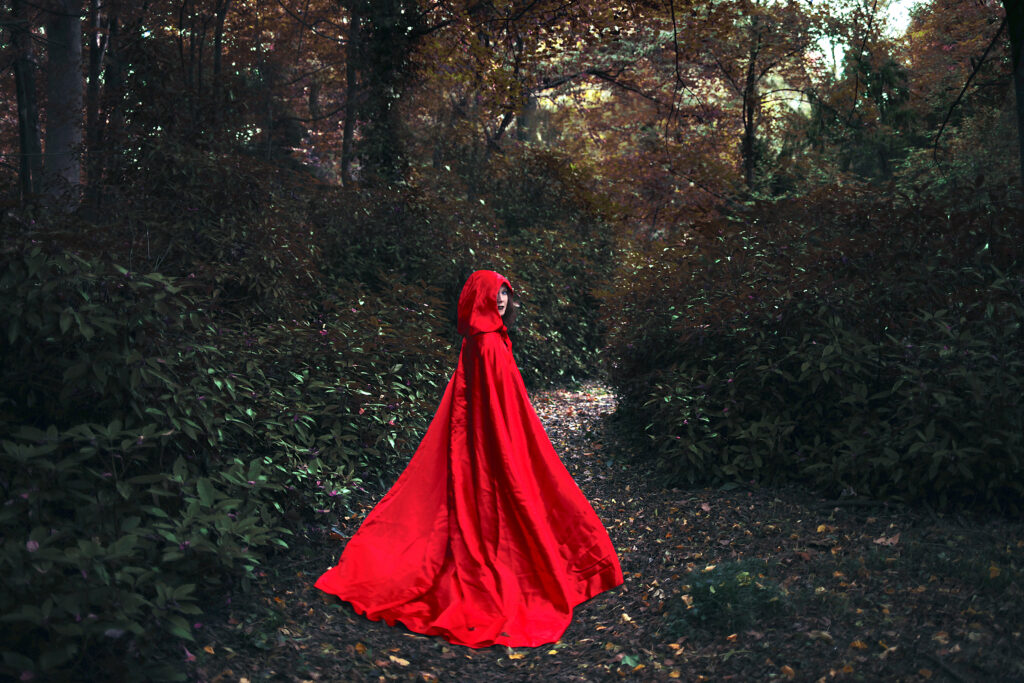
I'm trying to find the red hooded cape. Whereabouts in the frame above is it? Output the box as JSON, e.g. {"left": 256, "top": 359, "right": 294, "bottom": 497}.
{"left": 314, "top": 270, "right": 623, "bottom": 648}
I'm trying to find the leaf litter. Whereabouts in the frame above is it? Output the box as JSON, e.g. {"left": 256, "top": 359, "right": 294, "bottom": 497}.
{"left": 192, "top": 384, "right": 1024, "bottom": 681}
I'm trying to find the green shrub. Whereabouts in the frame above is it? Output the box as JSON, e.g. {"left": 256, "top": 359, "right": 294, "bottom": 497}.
{"left": 0, "top": 243, "right": 451, "bottom": 679}
{"left": 605, "top": 189, "right": 1024, "bottom": 512}
{"left": 314, "top": 147, "right": 615, "bottom": 388}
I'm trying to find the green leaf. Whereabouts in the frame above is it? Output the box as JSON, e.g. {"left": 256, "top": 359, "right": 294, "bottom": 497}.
{"left": 196, "top": 478, "right": 215, "bottom": 507}
{"left": 165, "top": 615, "right": 194, "bottom": 641}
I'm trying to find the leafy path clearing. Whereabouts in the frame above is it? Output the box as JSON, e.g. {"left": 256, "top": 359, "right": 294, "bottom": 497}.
{"left": 192, "top": 386, "right": 1023, "bottom": 681}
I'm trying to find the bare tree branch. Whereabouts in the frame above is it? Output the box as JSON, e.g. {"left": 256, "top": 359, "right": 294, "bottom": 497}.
{"left": 932, "top": 16, "right": 1007, "bottom": 159}
{"left": 274, "top": 0, "right": 346, "bottom": 45}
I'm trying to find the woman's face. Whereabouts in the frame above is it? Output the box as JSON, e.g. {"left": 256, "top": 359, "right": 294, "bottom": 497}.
{"left": 497, "top": 284, "right": 510, "bottom": 317}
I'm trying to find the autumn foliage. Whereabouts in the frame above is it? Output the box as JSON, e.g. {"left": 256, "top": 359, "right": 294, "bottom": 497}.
{"left": 1, "top": 0, "right": 1023, "bottom": 678}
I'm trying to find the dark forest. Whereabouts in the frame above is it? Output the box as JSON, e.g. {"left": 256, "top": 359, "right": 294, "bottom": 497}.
{"left": 2, "top": 0, "right": 1022, "bottom": 679}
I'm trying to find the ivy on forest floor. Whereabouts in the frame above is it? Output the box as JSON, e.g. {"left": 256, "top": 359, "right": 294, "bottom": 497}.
{"left": 190, "top": 386, "right": 1024, "bottom": 682}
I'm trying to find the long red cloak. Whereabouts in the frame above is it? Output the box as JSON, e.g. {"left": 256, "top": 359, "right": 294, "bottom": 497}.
{"left": 314, "top": 270, "right": 623, "bottom": 648}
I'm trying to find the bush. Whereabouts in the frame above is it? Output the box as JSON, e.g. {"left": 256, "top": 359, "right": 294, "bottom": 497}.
{"left": 314, "top": 146, "right": 616, "bottom": 388}
{"left": 0, "top": 241, "right": 451, "bottom": 679}
{"left": 605, "top": 188, "right": 1024, "bottom": 512}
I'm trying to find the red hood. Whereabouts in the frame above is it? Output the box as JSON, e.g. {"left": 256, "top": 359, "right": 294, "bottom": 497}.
{"left": 457, "top": 270, "right": 513, "bottom": 337}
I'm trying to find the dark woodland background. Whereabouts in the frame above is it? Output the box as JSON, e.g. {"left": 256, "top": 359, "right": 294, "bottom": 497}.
{"left": 1, "top": 0, "right": 1023, "bottom": 678}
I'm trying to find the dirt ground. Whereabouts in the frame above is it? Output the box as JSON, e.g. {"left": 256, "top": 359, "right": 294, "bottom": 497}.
{"left": 190, "top": 386, "right": 1024, "bottom": 682}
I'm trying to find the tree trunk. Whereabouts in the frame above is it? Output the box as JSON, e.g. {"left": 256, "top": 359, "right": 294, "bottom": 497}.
{"left": 85, "top": 0, "right": 109, "bottom": 204}
{"left": 741, "top": 18, "right": 763, "bottom": 192}
{"left": 516, "top": 92, "right": 538, "bottom": 142}
{"left": 345, "top": 0, "right": 423, "bottom": 181}
{"left": 11, "top": 0, "right": 44, "bottom": 202}
{"left": 212, "top": 0, "right": 231, "bottom": 127}
{"left": 1004, "top": 0, "right": 1024, "bottom": 187}
{"left": 741, "top": 77, "right": 759, "bottom": 191}
{"left": 43, "top": 0, "right": 84, "bottom": 208}
{"left": 98, "top": 13, "right": 124, "bottom": 185}
{"left": 341, "top": 4, "right": 360, "bottom": 187}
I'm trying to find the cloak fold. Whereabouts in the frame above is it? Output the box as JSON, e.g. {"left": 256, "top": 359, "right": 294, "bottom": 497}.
{"left": 314, "top": 270, "right": 623, "bottom": 648}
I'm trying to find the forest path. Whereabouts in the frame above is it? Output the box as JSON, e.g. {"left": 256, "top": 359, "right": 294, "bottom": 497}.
{"left": 192, "top": 385, "right": 1023, "bottom": 682}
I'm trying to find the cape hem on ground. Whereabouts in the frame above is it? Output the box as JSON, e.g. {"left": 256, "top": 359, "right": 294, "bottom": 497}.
{"left": 314, "top": 270, "right": 623, "bottom": 648}
{"left": 317, "top": 561, "right": 622, "bottom": 649}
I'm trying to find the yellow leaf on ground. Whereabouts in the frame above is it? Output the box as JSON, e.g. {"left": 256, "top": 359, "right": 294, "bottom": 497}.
{"left": 850, "top": 640, "right": 868, "bottom": 650}
{"left": 203, "top": 645, "right": 215, "bottom": 654}
{"left": 389, "top": 655, "right": 410, "bottom": 666}
{"left": 508, "top": 652, "right": 526, "bottom": 660}
{"left": 669, "top": 672, "right": 681, "bottom": 679}
{"left": 547, "top": 650, "right": 559, "bottom": 655}
{"left": 780, "top": 664, "right": 796, "bottom": 678}
{"left": 355, "top": 642, "right": 367, "bottom": 654}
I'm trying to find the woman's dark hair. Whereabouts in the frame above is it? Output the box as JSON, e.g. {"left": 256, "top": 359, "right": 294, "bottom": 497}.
{"left": 503, "top": 297, "right": 520, "bottom": 328}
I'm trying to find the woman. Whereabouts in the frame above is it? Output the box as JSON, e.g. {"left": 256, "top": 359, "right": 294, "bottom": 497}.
{"left": 315, "top": 270, "right": 622, "bottom": 648}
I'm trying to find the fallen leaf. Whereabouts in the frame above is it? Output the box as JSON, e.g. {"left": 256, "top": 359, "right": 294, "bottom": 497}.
{"left": 780, "top": 664, "right": 796, "bottom": 678}
{"left": 508, "top": 652, "right": 526, "bottom": 660}
{"left": 850, "top": 640, "right": 868, "bottom": 650}
{"left": 389, "top": 655, "right": 409, "bottom": 666}
{"left": 203, "top": 645, "right": 215, "bottom": 654}
{"left": 989, "top": 564, "right": 1001, "bottom": 579}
